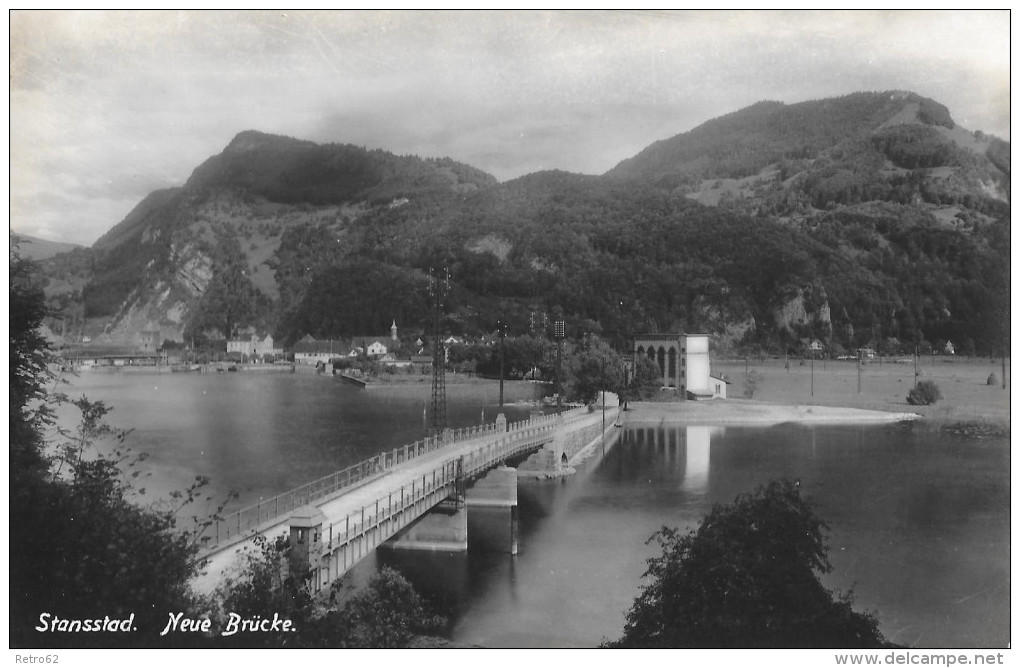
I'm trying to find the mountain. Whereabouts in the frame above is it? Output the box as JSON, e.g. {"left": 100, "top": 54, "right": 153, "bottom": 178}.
{"left": 62, "top": 132, "right": 496, "bottom": 343}
{"left": 606, "top": 91, "right": 1008, "bottom": 221}
{"left": 608, "top": 92, "right": 954, "bottom": 182}
{"left": 38, "top": 92, "right": 1009, "bottom": 357}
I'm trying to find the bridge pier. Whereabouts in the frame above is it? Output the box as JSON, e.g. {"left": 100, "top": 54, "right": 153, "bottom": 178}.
{"left": 382, "top": 465, "right": 520, "bottom": 555}
{"left": 466, "top": 465, "right": 518, "bottom": 555}
{"left": 382, "top": 497, "right": 468, "bottom": 552}
{"left": 517, "top": 403, "right": 621, "bottom": 478}
{"left": 517, "top": 414, "right": 567, "bottom": 476}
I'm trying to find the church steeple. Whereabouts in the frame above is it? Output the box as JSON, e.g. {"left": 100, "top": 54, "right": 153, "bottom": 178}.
{"left": 391, "top": 319, "right": 398, "bottom": 341}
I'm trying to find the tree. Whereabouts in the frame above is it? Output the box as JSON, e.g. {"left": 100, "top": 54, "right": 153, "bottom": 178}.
{"left": 336, "top": 566, "right": 446, "bottom": 648}
{"left": 606, "top": 481, "right": 888, "bottom": 648}
{"left": 630, "top": 355, "right": 664, "bottom": 400}
{"left": 744, "top": 369, "right": 763, "bottom": 399}
{"left": 10, "top": 238, "right": 53, "bottom": 484}
{"left": 207, "top": 534, "right": 322, "bottom": 647}
{"left": 561, "top": 334, "right": 626, "bottom": 403}
{"left": 477, "top": 334, "right": 550, "bottom": 380}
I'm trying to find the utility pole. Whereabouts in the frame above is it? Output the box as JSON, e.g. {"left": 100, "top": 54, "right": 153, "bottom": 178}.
{"left": 918, "top": 346, "right": 926, "bottom": 389}
{"left": 1002, "top": 332, "right": 1007, "bottom": 390}
{"left": 554, "top": 319, "right": 566, "bottom": 410}
{"left": 428, "top": 267, "right": 449, "bottom": 437}
{"left": 601, "top": 354, "right": 606, "bottom": 453}
{"left": 810, "top": 350, "right": 815, "bottom": 397}
{"left": 623, "top": 356, "right": 632, "bottom": 411}
{"left": 498, "top": 318, "right": 507, "bottom": 407}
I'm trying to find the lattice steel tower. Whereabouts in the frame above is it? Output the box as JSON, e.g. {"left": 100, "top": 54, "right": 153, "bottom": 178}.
{"left": 428, "top": 267, "right": 450, "bottom": 436}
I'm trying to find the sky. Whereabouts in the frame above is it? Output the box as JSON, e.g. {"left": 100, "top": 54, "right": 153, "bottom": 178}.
{"left": 9, "top": 9, "right": 1012, "bottom": 247}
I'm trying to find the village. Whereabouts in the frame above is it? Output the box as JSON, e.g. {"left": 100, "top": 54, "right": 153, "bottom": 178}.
{"left": 54, "top": 318, "right": 565, "bottom": 378}
{"left": 55, "top": 317, "right": 961, "bottom": 380}
{"left": 57, "top": 321, "right": 441, "bottom": 374}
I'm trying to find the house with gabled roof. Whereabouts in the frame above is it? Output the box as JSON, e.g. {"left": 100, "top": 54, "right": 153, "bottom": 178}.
{"left": 292, "top": 335, "right": 341, "bottom": 365}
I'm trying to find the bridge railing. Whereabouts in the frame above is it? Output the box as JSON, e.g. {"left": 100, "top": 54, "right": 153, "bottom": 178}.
{"left": 207, "top": 410, "right": 568, "bottom": 548}
{"left": 322, "top": 458, "right": 461, "bottom": 554}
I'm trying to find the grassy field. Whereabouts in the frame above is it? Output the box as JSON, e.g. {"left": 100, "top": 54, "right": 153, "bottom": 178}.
{"left": 713, "top": 356, "right": 1010, "bottom": 428}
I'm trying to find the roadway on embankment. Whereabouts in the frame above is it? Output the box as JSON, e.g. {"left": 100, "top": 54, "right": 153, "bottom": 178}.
{"left": 191, "top": 428, "right": 516, "bottom": 595}
{"left": 624, "top": 400, "right": 919, "bottom": 425}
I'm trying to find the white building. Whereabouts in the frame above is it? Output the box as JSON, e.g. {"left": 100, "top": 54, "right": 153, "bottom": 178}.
{"left": 227, "top": 334, "right": 282, "bottom": 357}
{"left": 350, "top": 337, "right": 390, "bottom": 357}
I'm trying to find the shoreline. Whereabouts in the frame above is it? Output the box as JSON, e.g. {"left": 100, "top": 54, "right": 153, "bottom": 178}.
{"left": 623, "top": 400, "right": 920, "bottom": 426}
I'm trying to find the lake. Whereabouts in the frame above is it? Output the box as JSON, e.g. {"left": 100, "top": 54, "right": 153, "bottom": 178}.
{"left": 58, "top": 371, "right": 1009, "bottom": 648}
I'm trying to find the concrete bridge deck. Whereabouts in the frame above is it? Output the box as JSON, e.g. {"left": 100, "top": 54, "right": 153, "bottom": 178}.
{"left": 193, "top": 404, "right": 618, "bottom": 594}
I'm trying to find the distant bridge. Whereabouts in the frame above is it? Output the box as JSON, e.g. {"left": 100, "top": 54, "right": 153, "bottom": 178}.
{"left": 193, "top": 403, "right": 620, "bottom": 594}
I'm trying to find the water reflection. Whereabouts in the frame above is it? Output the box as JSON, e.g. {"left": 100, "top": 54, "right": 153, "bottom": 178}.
{"left": 619, "top": 424, "right": 724, "bottom": 493}
{"left": 682, "top": 425, "right": 718, "bottom": 493}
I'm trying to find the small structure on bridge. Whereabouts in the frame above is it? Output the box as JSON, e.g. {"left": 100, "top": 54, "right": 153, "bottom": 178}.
{"left": 288, "top": 505, "right": 327, "bottom": 577}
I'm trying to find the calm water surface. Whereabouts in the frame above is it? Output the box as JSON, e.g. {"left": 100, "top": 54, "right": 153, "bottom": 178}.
{"left": 60, "top": 372, "right": 1009, "bottom": 648}
{"left": 58, "top": 372, "right": 540, "bottom": 509}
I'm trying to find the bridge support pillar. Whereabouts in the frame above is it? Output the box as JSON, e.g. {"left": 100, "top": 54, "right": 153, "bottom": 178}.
{"left": 466, "top": 465, "right": 518, "bottom": 555}
{"left": 517, "top": 414, "right": 566, "bottom": 476}
{"left": 382, "top": 498, "right": 468, "bottom": 552}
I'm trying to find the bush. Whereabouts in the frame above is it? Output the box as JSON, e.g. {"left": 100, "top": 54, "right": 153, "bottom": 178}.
{"left": 987, "top": 373, "right": 998, "bottom": 386}
{"left": 743, "top": 370, "right": 762, "bottom": 399}
{"left": 907, "top": 380, "right": 942, "bottom": 406}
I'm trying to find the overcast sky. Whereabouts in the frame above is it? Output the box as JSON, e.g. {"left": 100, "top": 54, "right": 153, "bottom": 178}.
{"left": 10, "top": 10, "right": 1011, "bottom": 246}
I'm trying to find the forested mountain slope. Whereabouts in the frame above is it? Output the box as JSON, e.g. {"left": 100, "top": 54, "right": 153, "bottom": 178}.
{"left": 40, "top": 91, "right": 1009, "bottom": 356}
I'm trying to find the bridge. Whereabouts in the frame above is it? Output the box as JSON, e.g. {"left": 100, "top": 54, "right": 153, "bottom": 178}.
{"left": 193, "top": 402, "right": 621, "bottom": 594}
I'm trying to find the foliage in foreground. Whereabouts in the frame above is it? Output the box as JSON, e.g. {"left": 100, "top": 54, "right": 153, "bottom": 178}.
{"left": 605, "top": 480, "right": 888, "bottom": 648}
{"left": 11, "top": 242, "right": 203, "bottom": 646}
{"left": 209, "top": 535, "right": 445, "bottom": 648}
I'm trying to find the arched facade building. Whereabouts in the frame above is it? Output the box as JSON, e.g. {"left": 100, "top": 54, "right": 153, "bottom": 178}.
{"left": 633, "top": 333, "right": 725, "bottom": 399}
